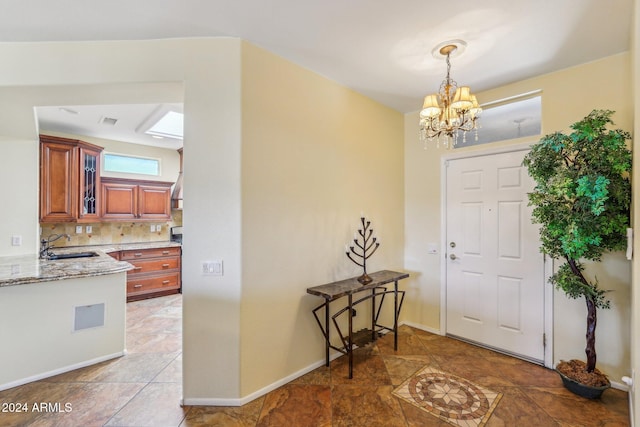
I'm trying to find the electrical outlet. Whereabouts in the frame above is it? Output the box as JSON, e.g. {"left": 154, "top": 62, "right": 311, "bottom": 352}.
{"left": 86, "top": 226, "right": 92, "bottom": 234}
{"left": 150, "top": 224, "right": 156, "bottom": 232}
{"left": 11, "top": 235, "right": 22, "bottom": 246}
{"left": 156, "top": 224, "right": 162, "bottom": 232}
{"left": 75, "top": 225, "right": 83, "bottom": 234}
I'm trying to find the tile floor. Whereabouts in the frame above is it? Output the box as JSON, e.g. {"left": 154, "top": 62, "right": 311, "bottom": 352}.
{"left": 0, "top": 294, "right": 630, "bottom": 426}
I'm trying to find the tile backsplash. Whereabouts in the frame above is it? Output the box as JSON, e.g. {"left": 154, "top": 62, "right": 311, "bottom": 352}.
{"left": 40, "top": 210, "right": 183, "bottom": 248}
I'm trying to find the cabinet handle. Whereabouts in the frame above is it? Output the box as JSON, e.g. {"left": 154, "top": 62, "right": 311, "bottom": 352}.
{"left": 134, "top": 253, "right": 143, "bottom": 257}
{"left": 162, "top": 251, "right": 170, "bottom": 255}
{"left": 162, "top": 264, "right": 170, "bottom": 268}
{"left": 133, "top": 284, "right": 142, "bottom": 288}
{"left": 162, "top": 280, "right": 170, "bottom": 285}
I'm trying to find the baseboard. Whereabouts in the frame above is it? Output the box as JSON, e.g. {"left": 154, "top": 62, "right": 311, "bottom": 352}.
{"left": 610, "top": 380, "right": 629, "bottom": 392}
{"left": 183, "top": 323, "right": 441, "bottom": 407}
{"left": 400, "top": 320, "right": 442, "bottom": 336}
{"left": 0, "top": 351, "right": 125, "bottom": 392}
{"left": 182, "top": 351, "right": 344, "bottom": 407}
{"left": 628, "top": 389, "right": 635, "bottom": 427}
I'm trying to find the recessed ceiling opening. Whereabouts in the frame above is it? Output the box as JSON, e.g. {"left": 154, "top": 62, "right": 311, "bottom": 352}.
{"left": 145, "top": 110, "right": 183, "bottom": 140}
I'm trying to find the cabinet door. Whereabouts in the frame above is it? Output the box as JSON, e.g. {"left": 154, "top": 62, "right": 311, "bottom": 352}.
{"left": 101, "top": 181, "right": 138, "bottom": 220}
{"left": 138, "top": 185, "right": 172, "bottom": 220}
{"left": 77, "top": 146, "right": 102, "bottom": 222}
{"left": 40, "top": 141, "right": 78, "bottom": 221}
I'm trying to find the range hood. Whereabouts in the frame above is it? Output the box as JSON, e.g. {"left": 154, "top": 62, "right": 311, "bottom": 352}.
{"left": 171, "top": 147, "right": 183, "bottom": 209}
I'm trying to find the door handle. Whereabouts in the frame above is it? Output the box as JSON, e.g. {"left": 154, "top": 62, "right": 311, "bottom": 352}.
{"left": 449, "top": 253, "right": 459, "bottom": 260}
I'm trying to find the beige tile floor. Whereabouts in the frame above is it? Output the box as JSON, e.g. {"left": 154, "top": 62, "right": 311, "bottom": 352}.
{"left": 0, "top": 294, "right": 630, "bottom": 426}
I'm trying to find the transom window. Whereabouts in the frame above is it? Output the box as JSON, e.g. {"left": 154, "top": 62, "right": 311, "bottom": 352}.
{"left": 103, "top": 153, "right": 160, "bottom": 176}
{"left": 455, "top": 92, "right": 542, "bottom": 148}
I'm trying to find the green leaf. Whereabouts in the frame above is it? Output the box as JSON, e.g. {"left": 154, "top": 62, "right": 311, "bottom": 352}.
{"left": 523, "top": 109, "right": 630, "bottom": 308}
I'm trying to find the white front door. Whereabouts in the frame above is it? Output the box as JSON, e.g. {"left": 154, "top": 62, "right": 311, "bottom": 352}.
{"left": 445, "top": 149, "right": 545, "bottom": 363}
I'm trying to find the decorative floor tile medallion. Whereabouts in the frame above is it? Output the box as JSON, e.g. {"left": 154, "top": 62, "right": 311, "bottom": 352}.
{"left": 393, "top": 366, "right": 502, "bottom": 427}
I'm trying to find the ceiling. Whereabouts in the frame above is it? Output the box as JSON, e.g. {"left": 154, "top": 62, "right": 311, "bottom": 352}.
{"left": 36, "top": 103, "right": 184, "bottom": 150}
{"left": 7, "top": 0, "right": 633, "bottom": 148}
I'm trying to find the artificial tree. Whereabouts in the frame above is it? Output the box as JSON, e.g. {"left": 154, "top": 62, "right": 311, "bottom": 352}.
{"left": 522, "top": 109, "right": 631, "bottom": 384}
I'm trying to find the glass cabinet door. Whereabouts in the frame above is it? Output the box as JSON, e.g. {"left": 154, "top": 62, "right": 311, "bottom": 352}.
{"left": 78, "top": 146, "right": 101, "bottom": 221}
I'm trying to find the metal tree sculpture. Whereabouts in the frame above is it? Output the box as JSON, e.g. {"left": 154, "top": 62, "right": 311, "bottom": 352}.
{"left": 346, "top": 216, "right": 380, "bottom": 284}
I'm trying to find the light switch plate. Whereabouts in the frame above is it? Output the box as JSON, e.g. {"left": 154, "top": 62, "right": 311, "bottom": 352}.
{"left": 75, "top": 225, "right": 83, "bottom": 234}
{"left": 202, "top": 260, "right": 223, "bottom": 276}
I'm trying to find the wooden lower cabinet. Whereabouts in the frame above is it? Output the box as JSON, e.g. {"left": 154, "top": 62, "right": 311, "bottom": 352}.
{"left": 117, "top": 246, "right": 181, "bottom": 302}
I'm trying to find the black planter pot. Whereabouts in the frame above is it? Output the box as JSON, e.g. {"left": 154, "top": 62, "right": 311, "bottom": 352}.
{"left": 556, "top": 369, "right": 611, "bottom": 399}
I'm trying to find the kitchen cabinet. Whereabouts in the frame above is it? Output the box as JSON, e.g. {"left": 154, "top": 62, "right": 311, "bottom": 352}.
{"left": 118, "top": 246, "right": 182, "bottom": 301}
{"left": 40, "top": 135, "right": 103, "bottom": 222}
{"left": 100, "top": 177, "right": 172, "bottom": 221}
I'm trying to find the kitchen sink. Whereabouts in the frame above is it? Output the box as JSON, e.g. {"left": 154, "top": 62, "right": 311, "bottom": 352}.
{"left": 47, "top": 251, "right": 99, "bottom": 260}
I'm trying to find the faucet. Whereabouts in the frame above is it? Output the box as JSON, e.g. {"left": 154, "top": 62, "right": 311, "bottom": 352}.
{"left": 40, "top": 233, "right": 71, "bottom": 259}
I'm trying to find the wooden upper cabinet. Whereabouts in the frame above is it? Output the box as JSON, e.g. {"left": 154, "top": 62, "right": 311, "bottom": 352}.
{"left": 100, "top": 179, "right": 138, "bottom": 220}
{"left": 77, "top": 144, "right": 102, "bottom": 222}
{"left": 138, "top": 184, "right": 173, "bottom": 220}
{"left": 101, "top": 177, "right": 172, "bottom": 221}
{"left": 40, "top": 135, "right": 103, "bottom": 223}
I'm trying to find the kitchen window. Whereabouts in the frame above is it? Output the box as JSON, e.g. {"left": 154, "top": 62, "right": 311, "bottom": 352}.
{"left": 103, "top": 153, "right": 160, "bottom": 176}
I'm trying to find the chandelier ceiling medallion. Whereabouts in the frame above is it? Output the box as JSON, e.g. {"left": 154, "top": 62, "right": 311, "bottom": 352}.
{"left": 419, "top": 40, "right": 481, "bottom": 149}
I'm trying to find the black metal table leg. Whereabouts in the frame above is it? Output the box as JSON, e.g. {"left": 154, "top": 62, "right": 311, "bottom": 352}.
{"left": 394, "top": 280, "right": 398, "bottom": 351}
{"left": 348, "top": 293, "right": 353, "bottom": 379}
{"left": 325, "top": 299, "right": 330, "bottom": 366}
{"left": 371, "top": 289, "right": 376, "bottom": 343}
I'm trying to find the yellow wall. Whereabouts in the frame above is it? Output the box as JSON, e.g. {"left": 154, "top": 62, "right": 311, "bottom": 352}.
{"left": 404, "top": 53, "right": 633, "bottom": 385}
{"left": 0, "top": 35, "right": 635, "bottom": 409}
{"left": 240, "top": 42, "right": 404, "bottom": 396}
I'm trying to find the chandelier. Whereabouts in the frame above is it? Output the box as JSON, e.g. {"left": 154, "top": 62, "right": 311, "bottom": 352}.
{"left": 419, "top": 43, "right": 481, "bottom": 148}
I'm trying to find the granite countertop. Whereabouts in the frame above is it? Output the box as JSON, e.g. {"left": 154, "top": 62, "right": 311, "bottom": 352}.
{"left": 0, "top": 241, "right": 180, "bottom": 288}
{"left": 76, "top": 241, "right": 182, "bottom": 253}
{"left": 306, "top": 270, "right": 410, "bottom": 300}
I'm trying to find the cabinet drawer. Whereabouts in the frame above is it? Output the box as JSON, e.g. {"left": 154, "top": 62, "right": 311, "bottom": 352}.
{"left": 127, "top": 272, "right": 181, "bottom": 294}
{"left": 128, "top": 257, "right": 180, "bottom": 274}
{"left": 121, "top": 246, "right": 181, "bottom": 260}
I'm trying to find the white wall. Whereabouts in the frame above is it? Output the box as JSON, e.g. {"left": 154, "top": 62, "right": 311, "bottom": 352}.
{"left": 404, "top": 53, "right": 633, "bottom": 385}
{"left": 0, "top": 136, "right": 39, "bottom": 255}
{"left": 0, "top": 273, "right": 126, "bottom": 390}
{"left": 0, "top": 39, "right": 242, "bottom": 401}
{"left": 0, "top": 82, "right": 183, "bottom": 257}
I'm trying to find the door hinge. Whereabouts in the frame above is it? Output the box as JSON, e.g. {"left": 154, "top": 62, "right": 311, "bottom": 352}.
{"left": 543, "top": 333, "right": 547, "bottom": 348}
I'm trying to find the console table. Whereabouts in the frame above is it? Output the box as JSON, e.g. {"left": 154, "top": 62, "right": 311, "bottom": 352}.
{"left": 307, "top": 270, "right": 409, "bottom": 378}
